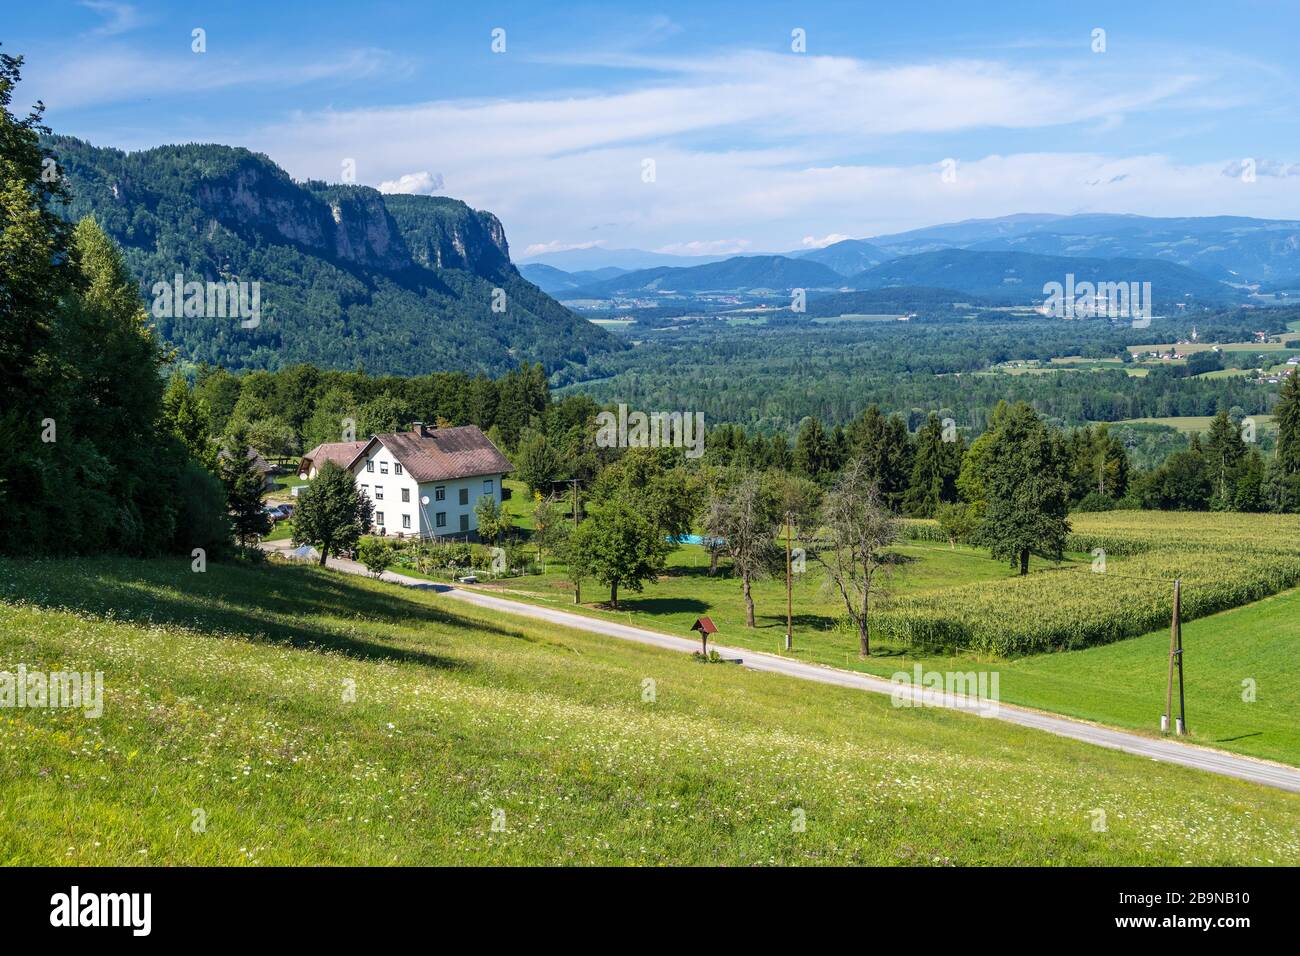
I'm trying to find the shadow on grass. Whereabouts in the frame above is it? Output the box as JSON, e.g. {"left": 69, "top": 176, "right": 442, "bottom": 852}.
{"left": 603, "top": 597, "right": 710, "bottom": 616}
{"left": 4, "top": 557, "right": 544, "bottom": 672}
{"left": 755, "top": 612, "right": 838, "bottom": 631}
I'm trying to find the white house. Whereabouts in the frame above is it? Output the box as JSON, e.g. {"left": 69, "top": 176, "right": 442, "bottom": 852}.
{"left": 341, "top": 423, "right": 512, "bottom": 539}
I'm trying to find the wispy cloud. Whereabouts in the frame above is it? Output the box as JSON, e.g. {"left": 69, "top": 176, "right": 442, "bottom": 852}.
{"left": 38, "top": 37, "right": 1297, "bottom": 253}
{"left": 27, "top": 45, "right": 411, "bottom": 109}
{"left": 655, "top": 239, "right": 752, "bottom": 255}
{"left": 79, "top": 1, "right": 143, "bottom": 38}
{"left": 521, "top": 240, "right": 607, "bottom": 257}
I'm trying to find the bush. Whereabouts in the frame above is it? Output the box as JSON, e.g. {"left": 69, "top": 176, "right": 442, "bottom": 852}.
{"left": 1074, "top": 491, "right": 1116, "bottom": 513}
{"left": 356, "top": 538, "right": 394, "bottom": 577}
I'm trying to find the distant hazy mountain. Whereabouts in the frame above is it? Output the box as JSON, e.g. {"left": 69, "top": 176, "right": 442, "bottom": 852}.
{"left": 566, "top": 255, "right": 845, "bottom": 297}
{"left": 866, "top": 213, "right": 1300, "bottom": 283}
{"left": 518, "top": 263, "right": 628, "bottom": 295}
{"left": 794, "top": 239, "right": 892, "bottom": 275}
{"left": 46, "top": 136, "right": 620, "bottom": 375}
{"left": 519, "top": 247, "right": 735, "bottom": 272}
{"left": 848, "top": 249, "right": 1242, "bottom": 305}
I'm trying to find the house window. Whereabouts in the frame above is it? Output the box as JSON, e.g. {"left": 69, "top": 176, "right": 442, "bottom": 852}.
{"left": 435, "top": 486, "right": 445, "bottom": 502}
{"left": 401, "top": 488, "right": 410, "bottom": 503}
{"left": 361, "top": 484, "right": 369, "bottom": 496}
{"left": 458, "top": 488, "right": 469, "bottom": 506}
{"left": 435, "top": 512, "right": 447, "bottom": 528}
{"left": 375, "top": 485, "right": 384, "bottom": 500}
{"left": 380, "top": 461, "right": 389, "bottom": 474}
{"left": 483, "top": 479, "right": 494, "bottom": 494}
{"left": 376, "top": 511, "right": 385, "bottom": 526}
{"left": 366, "top": 461, "right": 374, "bottom": 473}
{"left": 402, "top": 514, "right": 411, "bottom": 529}
{"left": 459, "top": 514, "right": 470, "bottom": 532}
{"left": 394, "top": 463, "right": 403, "bottom": 475}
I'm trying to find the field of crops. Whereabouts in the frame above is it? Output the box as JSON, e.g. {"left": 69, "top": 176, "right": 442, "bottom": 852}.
{"left": 888, "top": 512, "right": 1300, "bottom": 654}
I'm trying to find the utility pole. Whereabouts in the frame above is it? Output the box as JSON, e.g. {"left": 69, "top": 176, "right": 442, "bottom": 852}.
{"left": 1163, "top": 578, "right": 1186, "bottom": 735}
{"left": 1174, "top": 579, "right": 1186, "bottom": 736}
{"left": 571, "top": 478, "right": 581, "bottom": 605}
{"left": 784, "top": 512, "right": 793, "bottom": 651}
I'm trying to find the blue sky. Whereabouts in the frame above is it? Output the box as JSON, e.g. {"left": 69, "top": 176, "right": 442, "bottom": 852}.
{"left": 7, "top": 0, "right": 1299, "bottom": 258}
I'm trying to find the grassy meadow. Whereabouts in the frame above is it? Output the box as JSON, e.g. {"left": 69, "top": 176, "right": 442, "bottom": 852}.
{"left": 0, "top": 556, "right": 1297, "bottom": 865}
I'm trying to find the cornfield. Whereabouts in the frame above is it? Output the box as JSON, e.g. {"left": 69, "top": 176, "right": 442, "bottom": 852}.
{"left": 885, "top": 512, "right": 1300, "bottom": 655}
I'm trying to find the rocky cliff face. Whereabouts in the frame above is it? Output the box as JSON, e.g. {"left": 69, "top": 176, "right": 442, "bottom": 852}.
{"left": 50, "top": 137, "right": 511, "bottom": 278}
{"left": 381, "top": 194, "right": 513, "bottom": 278}
{"left": 40, "top": 135, "right": 621, "bottom": 376}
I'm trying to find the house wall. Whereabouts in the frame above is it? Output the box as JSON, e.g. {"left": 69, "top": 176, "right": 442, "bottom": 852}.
{"left": 415, "top": 474, "right": 504, "bottom": 538}
{"left": 349, "top": 441, "right": 503, "bottom": 538}
{"left": 351, "top": 444, "right": 422, "bottom": 536}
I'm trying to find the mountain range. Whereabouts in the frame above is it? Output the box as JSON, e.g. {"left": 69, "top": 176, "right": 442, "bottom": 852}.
{"left": 528, "top": 213, "right": 1300, "bottom": 292}
{"left": 558, "top": 255, "right": 848, "bottom": 297}
{"left": 45, "top": 136, "right": 622, "bottom": 376}
{"left": 546, "top": 246, "right": 1244, "bottom": 307}
{"left": 517, "top": 263, "right": 629, "bottom": 295}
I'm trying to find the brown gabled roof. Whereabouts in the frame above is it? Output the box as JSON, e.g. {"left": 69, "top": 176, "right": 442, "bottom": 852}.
{"left": 300, "top": 441, "right": 368, "bottom": 474}
{"left": 345, "top": 425, "right": 512, "bottom": 483}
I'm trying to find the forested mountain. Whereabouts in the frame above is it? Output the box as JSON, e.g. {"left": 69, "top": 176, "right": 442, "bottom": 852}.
{"left": 867, "top": 213, "right": 1300, "bottom": 283}
{"left": 518, "top": 263, "right": 628, "bottom": 295}
{"left": 566, "top": 254, "right": 845, "bottom": 297}
{"left": 44, "top": 136, "right": 622, "bottom": 375}
{"left": 846, "top": 249, "right": 1242, "bottom": 306}
{"left": 794, "top": 238, "right": 891, "bottom": 275}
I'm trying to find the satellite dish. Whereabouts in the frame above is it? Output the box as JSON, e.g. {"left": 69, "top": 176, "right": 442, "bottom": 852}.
{"left": 420, "top": 495, "right": 430, "bottom": 505}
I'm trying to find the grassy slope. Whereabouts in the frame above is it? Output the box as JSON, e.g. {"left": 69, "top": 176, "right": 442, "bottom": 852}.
{"left": 843, "top": 588, "right": 1300, "bottom": 765}
{"left": 1, "top": 557, "right": 1296, "bottom": 865}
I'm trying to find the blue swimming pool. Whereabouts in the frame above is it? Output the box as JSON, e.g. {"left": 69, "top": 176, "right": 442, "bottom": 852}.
{"left": 667, "top": 534, "right": 723, "bottom": 546}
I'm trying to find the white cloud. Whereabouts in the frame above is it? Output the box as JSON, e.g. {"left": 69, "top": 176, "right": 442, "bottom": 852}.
{"left": 377, "top": 171, "right": 445, "bottom": 195}
{"left": 802, "top": 233, "right": 853, "bottom": 249}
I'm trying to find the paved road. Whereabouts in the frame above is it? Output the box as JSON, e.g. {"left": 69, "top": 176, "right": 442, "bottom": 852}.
{"left": 264, "top": 541, "right": 1300, "bottom": 794}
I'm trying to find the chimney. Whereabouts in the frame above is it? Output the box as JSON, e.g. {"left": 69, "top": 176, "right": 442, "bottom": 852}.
{"left": 411, "top": 421, "right": 428, "bottom": 436}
